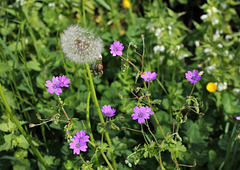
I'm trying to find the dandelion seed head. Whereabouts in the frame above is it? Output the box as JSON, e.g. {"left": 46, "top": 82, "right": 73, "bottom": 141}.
{"left": 61, "top": 25, "right": 103, "bottom": 64}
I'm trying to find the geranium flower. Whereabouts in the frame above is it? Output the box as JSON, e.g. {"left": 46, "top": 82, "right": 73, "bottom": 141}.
{"left": 69, "top": 137, "right": 88, "bottom": 154}
{"left": 101, "top": 105, "right": 116, "bottom": 117}
{"left": 76, "top": 130, "right": 90, "bottom": 143}
{"left": 45, "top": 76, "right": 62, "bottom": 95}
{"left": 59, "top": 75, "right": 71, "bottom": 87}
{"left": 69, "top": 130, "right": 89, "bottom": 155}
{"left": 141, "top": 71, "right": 157, "bottom": 82}
{"left": 185, "top": 69, "right": 203, "bottom": 84}
{"left": 110, "top": 41, "right": 124, "bottom": 56}
{"left": 131, "top": 106, "right": 150, "bottom": 124}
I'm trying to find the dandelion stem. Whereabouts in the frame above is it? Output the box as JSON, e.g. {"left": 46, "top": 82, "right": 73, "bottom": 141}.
{"left": 86, "top": 91, "right": 99, "bottom": 165}
{"left": 85, "top": 63, "right": 117, "bottom": 170}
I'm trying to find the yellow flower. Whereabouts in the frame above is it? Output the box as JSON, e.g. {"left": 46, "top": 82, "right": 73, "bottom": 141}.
{"left": 123, "top": 0, "right": 130, "bottom": 8}
{"left": 206, "top": 82, "right": 217, "bottom": 93}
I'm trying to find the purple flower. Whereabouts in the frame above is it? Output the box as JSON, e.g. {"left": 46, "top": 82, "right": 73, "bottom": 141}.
{"left": 141, "top": 71, "right": 157, "bottom": 82}
{"left": 69, "top": 137, "right": 88, "bottom": 154}
{"left": 236, "top": 116, "right": 240, "bottom": 120}
{"left": 144, "top": 106, "right": 154, "bottom": 115}
{"left": 69, "top": 130, "right": 89, "bottom": 155}
{"left": 131, "top": 106, "right": 152, "bottom": 124}
{"left": 45, "top": 76, "right": 62, "bottom": 95}
{"left": 59, "top": 75, "right": 71, "bottom": 87}
{"left": 101, "top": 105, "right": 116, "bottom": 117}
{"left": 76, "top": 130, "right": 90, "bottom": 143}
{"left": 110, "top": 41, "right": 124, "bottom": 56}
{"left": 185, "top": 69, "right": 203, "bottom": 84}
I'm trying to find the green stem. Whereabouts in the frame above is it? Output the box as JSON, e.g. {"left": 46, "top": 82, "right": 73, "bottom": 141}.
{"left": 86, "top": 92, "right": 99, "bottom": 165}
{"left": 100, "top": 150, "right": 114, "bottom": 170}
{"left": 143, "top": 81, "right": 166, "bottom": 140}
{"left": 0, "top": 83, "right": 49, "bottom": 170}
{"left": 85, "top": 64, "right": 117, "bottom": 170}
{"left": 119, "top": 55, "right": 141, "bottom": 74}
{"left": 159, "top": 151, "right": 165, "bottom": 170}
{"left": 145, "top": 120, "right": 158, "bottom": 144}
{"left": 141, "top": 125, "right": 149, "bottom": 145}
{"left": 156, "top": 78, "right": 169, "bottom": 96}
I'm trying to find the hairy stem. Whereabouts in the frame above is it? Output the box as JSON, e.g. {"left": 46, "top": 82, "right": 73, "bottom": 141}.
{"left": 85, "top": 64, "right": 117, "bottom": 170}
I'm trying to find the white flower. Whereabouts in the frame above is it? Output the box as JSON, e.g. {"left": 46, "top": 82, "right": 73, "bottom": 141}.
{"left": 229, "top": 54, "right": 233, "bottom": 60}
{"left": 48, "top": 3, "right": 55, "bottom": 7}
{"left": 155, "top": 28, "right": 163, "bottom": 37}
{"left": 195, "top": 40, "right": 200, "bottom": 47}
{"left": 60, "top": 25, "right": 103, "bottom": 64}
{"left": 146, "top": 24, "right": 154, "bottom": 32}
{"left": 225, "top": 50, "right": 229, "bottom": 56}
{"left": 233, "top": 88, "right": 240, "bottom": 93}
{"left": 201, "top": 14, "right": 208, "bottom": 20}
{"left": 225, "top": 35, "right": 232, "bottom": 40}
{"left": 213, "top": 30, "right": 220, "bottom": 41}
{"left": 217, "top": 44, "right": 223, "bottom": 48}
{"left": 178, "top": 53, "right": 188, "bottom": 60}
{"left": 204, "top": 48, "right": 212, "bottom": 53}
{"left": 211, "top": 17, "right": 219, "bottom": 25}
{"left": 153, "top": 45, "right": 165, "bottom": 54}
{"left": 16, "top": 0, "right": 25, "bottom": 6}
{"left": 217, "top": 82, "right": 227, "bottom": 91}
{"left": 205, "top": 63, "right": 216, "bottom": 74}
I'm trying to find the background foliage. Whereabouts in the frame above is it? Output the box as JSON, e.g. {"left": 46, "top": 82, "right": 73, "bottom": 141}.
{"left": 0, "top": 0, "right": 240, "bottom": 169}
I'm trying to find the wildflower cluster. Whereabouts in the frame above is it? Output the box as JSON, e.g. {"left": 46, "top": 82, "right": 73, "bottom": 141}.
{"left": 45, "top": 75, "right": 70, "bottom": 95}
{"left": 69, "top": 131, "right": 90, "bottom": 155}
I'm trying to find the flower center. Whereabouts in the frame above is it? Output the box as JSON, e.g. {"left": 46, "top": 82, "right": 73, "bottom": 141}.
{"left": 75, "top": 143, "right": 80, "bottom": 148}
{"left": 53, "top": 84, "right": 58, "bottom": 89}
{"left": 75, "top": 39, "right": 90, "bottom": 51}
{"left": 138, "top": 112, "right": 143, "bottom": 118}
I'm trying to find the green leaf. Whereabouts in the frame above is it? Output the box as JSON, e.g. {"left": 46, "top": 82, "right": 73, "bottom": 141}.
{"left": 151, "top": 99, "right": 161, "bottom": 105}
{"left": 0, "top": 62, "right": 12, "bottom": 73}
{"left": 96, "top": 0, "right": 111, "bottom": 11}
{"left": 26, "top": 61, "right": 41, "bottom": 71}
{"left": 222, "top": 92, "right": 240, "bottom": 114}
{"left": 13, "top": 159, "right": 30, "bottom": 170}
{"left": 18, "top": 135, "right": 29, "bottom": 149}
{"left": 0, "top": 133, "right": 13, "bottom": 151}
{"left": 209, "top": 150, "right": 217, "bottom": 162}
{"left": 0, "top": 122, "right": 9, "bottom": 132}
{"left": 42, "top": 6, "right": 58, "bottom": 26}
